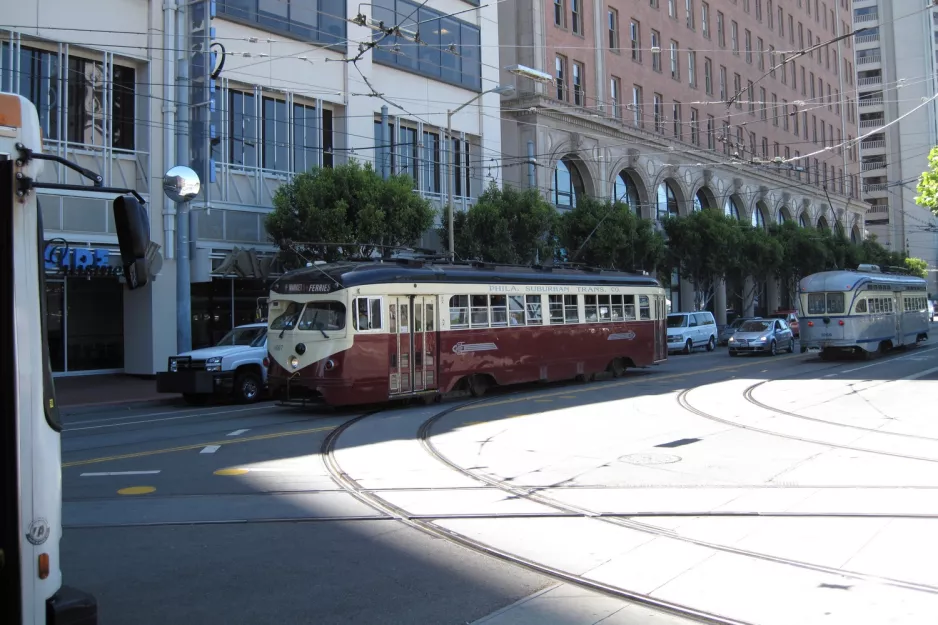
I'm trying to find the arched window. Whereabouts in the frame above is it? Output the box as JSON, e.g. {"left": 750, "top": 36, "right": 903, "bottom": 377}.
{"left": 657, "top": 181, "right": 679, "bottom": 220}
{"left": 554, "top": 157, "right": 584, "bottom": 208}
{"left": 752, "top": 204, "right": 766, "bottom": 229}
{"left": 817, "top": 216, "right": 829, "bottom": 231}
{"left": 613, "top": 171, "right": 641, "bottom": 212}
{"left": 799, "top": 213, "right": 808, "bottom": 228}
{"left": 777, "top": 208, "right": 789, "bottom": 225}
{"left": 724, "top": 196, "right": 741, "bottom": 220}
{"left": 693, "top": 188, "right": 714, "bottom": 212}
{"left": 851, "top": 226, "right": 859, "bottom": 244}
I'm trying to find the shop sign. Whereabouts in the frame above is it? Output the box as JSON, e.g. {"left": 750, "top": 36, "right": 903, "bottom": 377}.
{"left": 44, "top": 243, "right": 120, "bottom": 275}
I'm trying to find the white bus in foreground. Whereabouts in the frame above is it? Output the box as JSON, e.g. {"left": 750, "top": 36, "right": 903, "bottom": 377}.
{"left": 0, "top": 93, "right": 153, "bottom": 624}
{"left": 798, "top": 264, "right": 929, "bottom": 360}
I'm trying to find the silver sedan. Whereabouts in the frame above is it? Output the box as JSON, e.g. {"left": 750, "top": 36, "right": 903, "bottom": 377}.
{"left": 728, "top": 319, "right": 795, "bottom": 357}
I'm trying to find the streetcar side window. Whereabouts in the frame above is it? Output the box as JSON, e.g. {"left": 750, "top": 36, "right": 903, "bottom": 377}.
{"left": 353, "top": 297, "right": 383, "bottom": 332}
{"left": 490, "top": 295, "right": 508, "bottom": 327}
{"left": 426, "top": 302, "right": 435, "bottom": 331}
{"left": 525, "top": 294, "right": 543, "bottom": 324}
{"left": 470, "top": 295, "right": 489, "bottom": 328}
{"left": 584, "top": 295, "right": 599, "bottom": 322}
{"left": 548, "top": 295, "right": 564, "bottom": 324}
{"left": 598, "top": 295, "right": 612, "bottom": 321}
{"left": 623, "top": 294, "right": 636, "bottom": 320}
{"left": 508, "top": 295, "right": 526, "bottom": 325}
{"left": 564, "top": 295, "right": 579, "bottom": 323}
{"left": 855, "top": 299, "right": 867, "bottom": 313}
{"left": 611, "top": 295, "right": 624, "bottom": 320}
{"left": 639, "top": 295, "right": 651, "bottom": 320}
{"left": 450, "top": 295, "right": 469, "bottom": 328}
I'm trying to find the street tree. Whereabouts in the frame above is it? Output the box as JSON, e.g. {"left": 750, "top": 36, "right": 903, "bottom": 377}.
{"left": 265, "top": 160, "right": 435, "bottom": 262}
{"left": 904, "top": 257, "right": 929, "bottom": 279}
{"left": 728, "top": 225, "right": 785, "bottom": 314}
{"left": 662, "top": 208, "right": 741, "bottom": 310}
{"left": 915, "top": 146, "right": 938, "bottom": 217}
{"left": 441, "top": 182, "right": 556, "bottom": 264}
{"left": 771, "top": 222, "right": 832, "bottom": 305}
{"left": 554, "top": 196, "right": 665, "bottom": 273}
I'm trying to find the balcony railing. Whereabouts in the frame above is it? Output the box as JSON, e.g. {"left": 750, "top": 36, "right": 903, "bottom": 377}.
{"left": 857, "top": 54, "right": 882, "bottom": 65}
{"left": 858, "top": 76, "right": 882, "bottom": 87}
{"left": 855, "top": 33, "right": 879, "bottom": 44}
{"left": 859, "top": 97, "right": 884, "bottom": 107}
{"left": 866, "top": 205, "right": 889, "bottom": 215}
{"left": 855, "top": 12, "right": 879, "bottom": 23}
{"left": 861, "top": 161, "right": 887, "bottom": 171}
{"left": 863, "top": 183, "right": 888, "bottom": 193}
{"left": 861, "top": 139, "right": 886, "bottom": 149}
{"left": 860, "top": 118, "right": 885, "bottom": 129}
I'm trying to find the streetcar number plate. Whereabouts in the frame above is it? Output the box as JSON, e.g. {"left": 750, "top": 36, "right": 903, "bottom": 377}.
{"left": 806, "top": 347, "right": 821, "bottom": 353}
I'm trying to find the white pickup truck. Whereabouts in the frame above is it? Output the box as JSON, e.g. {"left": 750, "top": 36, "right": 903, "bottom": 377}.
{"left": 156, "top": 322, "right": 268, "bottom": 404}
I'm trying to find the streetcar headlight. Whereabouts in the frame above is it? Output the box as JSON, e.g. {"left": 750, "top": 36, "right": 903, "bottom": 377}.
{"left": 289, "top": 355, "right": 299, "bottom": 369}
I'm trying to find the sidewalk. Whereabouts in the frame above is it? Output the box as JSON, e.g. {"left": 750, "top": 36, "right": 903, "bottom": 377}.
{"left": 54, "top": 374, "right": 175, "bottom": 412}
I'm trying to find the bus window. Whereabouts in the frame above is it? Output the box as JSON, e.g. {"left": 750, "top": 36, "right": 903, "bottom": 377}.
{"left": 855, "top": 299, "right": 867, "bottom": 313}
{"left": 807, "top": 293, "right": 826, "bottom": 314}
{"left": 826, "top": 292, "right": 845, "bottom": 314}
{"left": 270, "top": 301, "right": 302, "bottom": 329}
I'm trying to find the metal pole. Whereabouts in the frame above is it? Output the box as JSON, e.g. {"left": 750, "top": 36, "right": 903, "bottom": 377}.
{"left": 447, "top": 109, "right": 455, "bottom": 262}
{"left": 162, "top": 0, "right": 176, "bottom": 260}
{"left": 176, "top": 0, "right": 192, "bottom": 353}
{"left": 380, "top": 105, "right": 389, "bottom": 179}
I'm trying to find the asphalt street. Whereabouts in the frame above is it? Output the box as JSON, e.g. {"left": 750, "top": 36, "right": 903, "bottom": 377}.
{"left": 59, "top": 334, "right": 938, "bottom": 625}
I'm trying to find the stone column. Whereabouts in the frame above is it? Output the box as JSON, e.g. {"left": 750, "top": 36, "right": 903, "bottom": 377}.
{"left": 766, "top": 277, "right": 781, "bottom": 313}
{"left": 743, "top": 276, "right": 756, "bottom": 316}
{"left": 715, "top": 278, "right": 727, "bottom": 326}
{"left": 680, "top": 279, "right": 696, "bottom": 312}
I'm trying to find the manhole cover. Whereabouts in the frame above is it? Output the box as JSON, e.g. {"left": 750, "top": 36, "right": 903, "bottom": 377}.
{"left": 619, "top": 453, "right": 682, "bottom": 465}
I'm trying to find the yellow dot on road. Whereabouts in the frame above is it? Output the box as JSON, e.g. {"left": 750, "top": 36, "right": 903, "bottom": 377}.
{"left": 214, "top": 468, "right": 249, "bottom": 476}
{"left": 117, "top": 486, "right": 156, "bottom": 496}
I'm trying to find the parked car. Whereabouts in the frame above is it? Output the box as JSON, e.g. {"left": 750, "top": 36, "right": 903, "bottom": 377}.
{"left": 767, "top": 309, "right": 800, "bottom": 337}
{"left": 728, "top": 318, "right": 795, "bottom": 356}
{"left": 718, "top": 316, "right": 762, "bottom": 346}
{"left": 156, "top": 322, "right": 269, "bottom": 404}
{"left": 666, "top": 311, "right": 718, "bottom": 353}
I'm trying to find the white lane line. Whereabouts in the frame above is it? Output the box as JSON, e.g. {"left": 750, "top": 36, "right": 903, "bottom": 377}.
{"left": 227, "top": 429, "right": 250, "bottom": 436}
{"left": 200, "top": 445, "right": 221, "bottom": 454}
{"left": 900, "top": 365, "right": 938, "bottom": 381}
{"left": 80, "top": 470, "right": 161, "bottom": 477}
{"left": 64, "top": 404, "right": 274, "bottom": 429}
{"left": 64, "top": 406, "right": 277, "bottom": 432}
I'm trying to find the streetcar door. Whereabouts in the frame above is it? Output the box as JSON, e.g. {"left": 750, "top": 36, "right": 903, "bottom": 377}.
{"left": 389, "top": 297, "right": 412, "bottom": 395}
{"left": 653, "top": 295, "right": 667, "bottom": 361}
{"left": 413, "top": 295, "right": 439, "bottom": 392}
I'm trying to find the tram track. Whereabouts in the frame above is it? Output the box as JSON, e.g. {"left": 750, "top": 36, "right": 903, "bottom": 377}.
{"left": 321, "top": 404, "right": 755, "bottom": 625}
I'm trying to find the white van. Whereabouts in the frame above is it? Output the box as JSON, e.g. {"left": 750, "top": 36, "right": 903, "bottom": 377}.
{"left": 666, "top": 311, "right": 718, "bottom": 353}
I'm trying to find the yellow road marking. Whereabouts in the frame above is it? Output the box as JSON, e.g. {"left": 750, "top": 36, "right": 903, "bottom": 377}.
{"left": 559, "top": 395, "right": 578, "bottom": 399}
{"left": 463, "top": 421, "right": 487, "bottom": 426}
{"left": 214, "top": 468, "right": 250, "bottom": 476}
{"left": 117, "top": 486, "right": 156, "bottom": 495}
{"left": 459, "top": 354, "right": 799, "bottom": 411}
{"left": 63, "top": 425, "right": 336, "bottom": 468}
{"left": 534, "top": 399, "right": 553, "bottom": 403}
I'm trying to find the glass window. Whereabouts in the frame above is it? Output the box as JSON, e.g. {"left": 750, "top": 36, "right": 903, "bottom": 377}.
{"left": 297, "top": 301, "right": 346, "bottom": 331}
{"left": 229, "top": 90, "right": 257, "bottom": 167}
{"left": 564, "top": 295, "right": 579, "bottom": 323}
{"left": 262, "top": 97, "right": 289, "bottom": 171}
{"left": 65, "top": 277, "right": 124, "bottom": 371}
{"left": 354, "top": 297, "right": 383, "bottom": 331}
{"left": 45, "top": 281, "right": 65, "bottom": 372}
{"left": 470, "top": 295, "right": 489, "bottom": 327}
{"left": 216, "top": 325, "right": 266, "bottom": 346}
{"left": 218, "top": 0, "right": 346, "bottom": 45}
{"left": 490, "top": 294, "right": 508, "bottom": 326}
{"left": 450, "top": 295, "right": 469, "bottom": 328}
{"left": 807, "top": 293, "right": 826, "bottom": 314}
{"left": 826, "top": 292, "right": 845, "bottom": 314}
{"left": 740, "top": 320, "right": 770, "bottom": 332}
{"left": 640, "top": 295, "right": 651, "bottom": 319}
{"left": 509, "top": 295, "right": 526, "bottom": 325}
{"left": 426, "top": 302, "right": 435, "bottom": 331}
{"left": 192, "top": 279, "right": 235, "bottom": 347}
{"left": 667, "top": 314, "right": 687, "bottom": 328}
{"left": 585, "top": 295, "right": 599, "bottom": 321}
{"left": 548, "top": 294, "right": 564, "bottom": 324}
{"left": 525, "top": 295, "right": 542, "bottom": 324}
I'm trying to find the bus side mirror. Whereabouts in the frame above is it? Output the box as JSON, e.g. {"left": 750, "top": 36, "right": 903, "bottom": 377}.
{"left": 113, "top": 195, "right": 150, "bottom": 290}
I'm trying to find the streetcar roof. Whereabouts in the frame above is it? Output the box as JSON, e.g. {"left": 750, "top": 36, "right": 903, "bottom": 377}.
{"left": 799, "top": 269, "right": 926, "bottom": 292}
{"left": 270, "top": 260, "right": 661, "bottom": 294}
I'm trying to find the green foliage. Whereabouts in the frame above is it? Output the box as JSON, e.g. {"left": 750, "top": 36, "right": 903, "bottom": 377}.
{"left": 730, "top": 225, "right": 785, "bottom": 309}
{"left": 915, "top": 146, "right": 938, "bottom": 217}
{"left": 441, "top": 182, "right": 556, "bottom": 264}
{"left": 554, "top": 196, "right": 666, "bottom": 273}
{"left": 662, "top": 208, "right": 742, "bottom": 309}
{"left": 265, "top": 160, "right": 435, "bottom": 263}
{"left": 905, "top": 256, "right": 929, "bottom": 279}
{"left": 769, "top": 221, "right": 832, "bottom": 303}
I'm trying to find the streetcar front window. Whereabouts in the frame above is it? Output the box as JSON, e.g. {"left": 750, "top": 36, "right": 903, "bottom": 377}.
{"left": 270, "top": 302, "right": 302, "bottom": 330}
{"left": 806, "top": 292, "right": 845, "bottom": 315}
{"left": 826, "top": 292, "right": 845, "bottom": 314}
{"left": 298, "top": 301, "right": 346, "bottom": 331}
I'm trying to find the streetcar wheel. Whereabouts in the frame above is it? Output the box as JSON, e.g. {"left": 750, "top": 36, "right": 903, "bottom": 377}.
{"left": 468, "top": 375, "right": 490, "bottom": 398}
{"left": 233, "top": 371, "right": 261, "bottom": 404}
{"left": 706, "top": 336, "right": 715, "bottom": 352}
{"left": 683, "top": 339, "right": 693, "bottom": 354}
{"left": 608, "top": 358, "right": 627, "bottom": 378}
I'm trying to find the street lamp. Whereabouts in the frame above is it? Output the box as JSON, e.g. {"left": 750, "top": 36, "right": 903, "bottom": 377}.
{"left": 446, "top": 84, "right": 516, "bottom": 261}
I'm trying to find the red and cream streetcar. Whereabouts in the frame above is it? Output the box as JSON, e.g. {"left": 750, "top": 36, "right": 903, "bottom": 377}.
{"left": 265, "top": 259, "right": 668, "bottom": 406}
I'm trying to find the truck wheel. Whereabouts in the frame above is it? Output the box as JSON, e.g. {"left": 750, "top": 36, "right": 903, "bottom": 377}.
{"left": 234, "top": 371, "right": 262, "bottom": 404}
